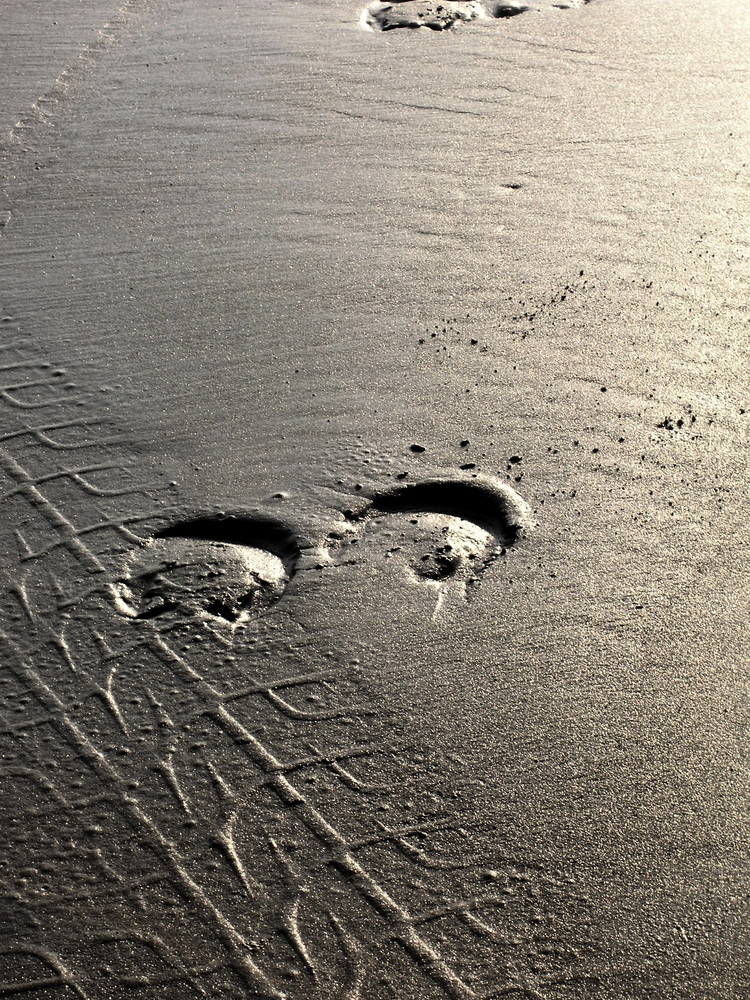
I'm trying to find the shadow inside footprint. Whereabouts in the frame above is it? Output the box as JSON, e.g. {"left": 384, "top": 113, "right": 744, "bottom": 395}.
{"left": 366, "top": 478, "right": 530, "bottom": 546}
{"left": 114, "top": 515, "right": 299, "bottom": 624}
{"left": 487, "top": 1, "right": 530, "bottom": 16}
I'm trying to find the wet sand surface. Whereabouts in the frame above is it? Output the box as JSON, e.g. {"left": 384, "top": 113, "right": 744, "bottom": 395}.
{"left": 1, "top": 1, "right": 749, "bottom": 997}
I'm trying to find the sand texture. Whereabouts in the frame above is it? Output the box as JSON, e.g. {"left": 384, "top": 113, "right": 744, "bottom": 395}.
{"left": 1, "top": 0, "right": 749, "bottom": 997}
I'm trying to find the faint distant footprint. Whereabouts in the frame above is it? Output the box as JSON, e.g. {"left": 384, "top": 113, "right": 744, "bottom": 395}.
{"left": 326, "top": 475, "right": 532, "bottom": 605}
{"left": 362, "top": 0, "right": 593, "bottom": 32}
{"left": 363, "top": 0, "right": 483, "bottom": 32}
{"left": 113, "top": 514, "right": 300, "bottom": 624}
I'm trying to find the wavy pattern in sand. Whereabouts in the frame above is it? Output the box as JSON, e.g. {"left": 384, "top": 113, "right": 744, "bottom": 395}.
{"left": 0, "top": 315, "right": 589, "bottom": 999}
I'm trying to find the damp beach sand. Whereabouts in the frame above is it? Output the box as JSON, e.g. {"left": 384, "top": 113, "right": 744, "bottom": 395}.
{"left": 0, "top": 0, "right": 749, "bottom": 997}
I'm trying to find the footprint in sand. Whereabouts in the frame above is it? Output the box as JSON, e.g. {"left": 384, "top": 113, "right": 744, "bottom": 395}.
{"left": 113, "top": 514, "right": 299, "bottom": 624}
{"left": 362, "top": 0, "right": 592, "bottom": 32}
{"left": 363, "top": 1, "right": 483, "bottom": 32}
{"left": 326, "top": 475, "right": 532, "bottom": 606}
{"left": 21, "top": 474, "right": 541, "bottom": 997}
{"left": 114, "top": 476, "right": 531, "bottom": 624}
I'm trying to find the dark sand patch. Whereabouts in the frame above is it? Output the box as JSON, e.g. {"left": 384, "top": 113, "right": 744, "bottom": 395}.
{"left": 487, "top": 1, "right": 531, "bottom": 16}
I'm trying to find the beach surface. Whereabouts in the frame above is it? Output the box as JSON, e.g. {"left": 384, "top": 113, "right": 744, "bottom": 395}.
{"left": 1, "top": 1, "right": 749, "bottom": 997}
